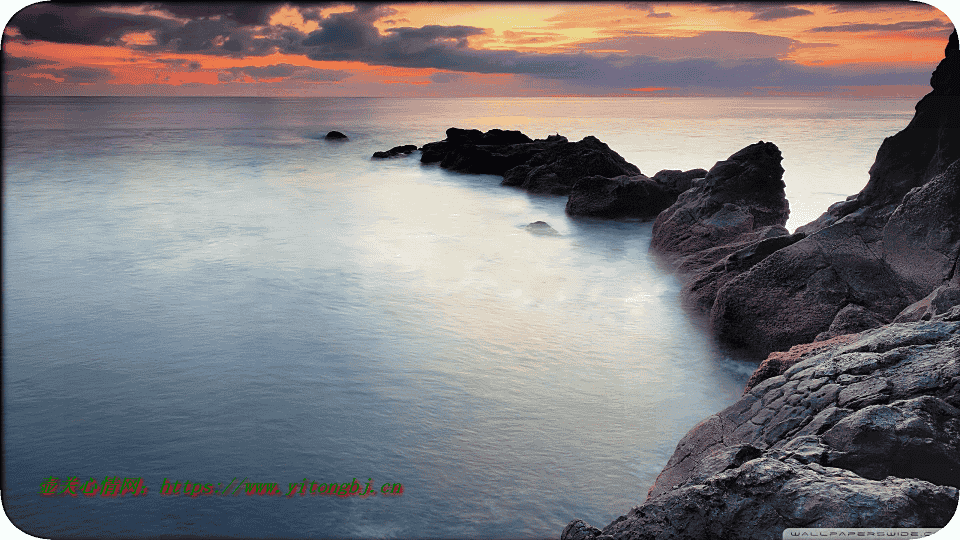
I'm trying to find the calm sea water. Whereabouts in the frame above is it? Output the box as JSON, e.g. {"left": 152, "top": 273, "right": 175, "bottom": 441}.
{"left": 3, "top": 96, "right": 914, "bottom": 538}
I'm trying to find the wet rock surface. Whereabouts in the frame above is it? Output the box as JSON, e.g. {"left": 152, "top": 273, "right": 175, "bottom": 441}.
{"left": 563, "top": 319, "right": 960, "bottom": 539}
{"left": 371, "top": 144, "right": 417, "bottom": 158}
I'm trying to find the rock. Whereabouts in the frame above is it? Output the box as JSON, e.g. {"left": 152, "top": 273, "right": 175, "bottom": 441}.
{"left": 743, "top": 333, "right": 862, "bottom": 393}
{"left": 566, "top": 168, "right": 707, "bottom": 219}
{"left": 704, "top": 32, "right": 960, "bottom": 358}
{"left": 814, "top": 304, "right": 888, "bottom": 342}
{"left": 647, "top": 142, "right": 793, "bottom": 314}
{"left": 650, "top": 141, "right": 789, "bottom": 262}
{"left": 500, "top": 135, "right": 640, "bottom": 195}
{"left": 650, "top": 168, "right": 708, "bottom": 195}
{"left": 324, "top": 131, "right": 348, "bottom": 140}
{"left": 566, "top": 458, "right": 958, "bottom": 540}
{"left": 710, "top": 219, "right": 913, "bottom": 357}
{"left": 881, "top": 159, "right": 960, "bottom": 298}
{"left": 564, "top": 320, "right": 960, "bottom": 539}
{"left": 565, "top": 174, "right": 670, "bottom": 219}
{"left": 416, "top": 128, "right": 640, "bottom": 195}
{"left": 895, "top": 283, "right": 960, "bottom": 323}
{"left": 711, "top": 160, "right": 959, "bottom": 357}
{"left": 524, "top": 221, "right": 559, "bottom": 235}
{"left": 372, "top": 145, "right": 418, "bottom": 159}
{"left": 798, "top": 29, "right": 960, "bottom": 236}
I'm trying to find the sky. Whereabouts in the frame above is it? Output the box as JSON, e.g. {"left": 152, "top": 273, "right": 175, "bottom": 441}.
{"left": 1, "top": 1, "right": 958, "bottom": 98}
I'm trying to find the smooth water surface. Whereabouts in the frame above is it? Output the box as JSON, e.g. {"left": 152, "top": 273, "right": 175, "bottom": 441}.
{"left": 3, "top": 96, "right": 913, "bottom": 538}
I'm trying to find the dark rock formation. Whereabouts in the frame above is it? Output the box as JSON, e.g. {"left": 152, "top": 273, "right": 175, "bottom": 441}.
{"left": 500, "top": 135, "right": 641, "bottom": 195}
{"left": 560, "top": 31, "right": 960, "bottom": 540}
{"left": 563, "top": 318, "right": 960, "bottom": 539}
{"left": 800, "top": 30, "right": 960, "bottom": 235}
{"left": 647, "top": 142, "right": 793, "bottom": 314}
{"left": 707, "top": 32, "right": 960, "bottom": 358}
{"left": 651, "top": 141, "right": 789, "bottom": 261}
{"left": 565, "top": 168, "right": 706, "bottom": 220}
{"left": 712, "top": 155, "right": 960, "bottom": 358}
{"left": 415, "top": 128, "right": 641, "bottom": 195}
{"left": 895, "top": 283, "right": 960, "bottom": 323}
{"left": 324, "top": 131, "right": 348, "bottom": 140}
{"left": 372, "top": 145, "right": 418, "bottom": 159}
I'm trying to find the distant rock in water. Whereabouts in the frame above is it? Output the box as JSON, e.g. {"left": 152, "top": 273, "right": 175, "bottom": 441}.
{"left": 414, "top": 127, "right": 640, "bottom": 195}
{"left": 372, "top": 145, "right": 418, "bottom": 159}
{"left": 524, "top": 221, "right": 559, "bottom": 235}
{"left": 325, "top": 131, "right": 348, "bottom": 140}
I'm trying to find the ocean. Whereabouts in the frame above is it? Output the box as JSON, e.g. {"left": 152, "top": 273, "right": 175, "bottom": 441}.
{"left": 3, "top": 95, "right": 915, "bottom": 538}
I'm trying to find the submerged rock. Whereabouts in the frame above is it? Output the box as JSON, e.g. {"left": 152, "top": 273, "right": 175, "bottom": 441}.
{"left": 372, "top": 145, "right": 418, "bottom": 159}
{"left": 524, "top": 221, "right": 559, "bottom": 235}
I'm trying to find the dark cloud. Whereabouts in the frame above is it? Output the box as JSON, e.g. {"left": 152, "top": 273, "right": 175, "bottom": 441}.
{"left": 3, "top": 55, "right": 57, "bottom": 71}
{"left": 624, "top": 2, "right": 672, "bottom": 19}
{"left": 809, "top": 19, "right": 953, "bottom": 32}
{"left": 44, "top": 66, "right": 113, "bottom": 83}
{"left": 156, "top": 58, "right": 203, "bottom": 70}
{"left": 578, "top": 31, "right": 820, "bottom": 60}
{"left": 149, "top": 3, "right": 283, "bottom": 26}
{"left": 8, "top": 4, "right": 170, "bottom": 45}
{"left": 750, "top": 7, "right": 814, "bottom": 21}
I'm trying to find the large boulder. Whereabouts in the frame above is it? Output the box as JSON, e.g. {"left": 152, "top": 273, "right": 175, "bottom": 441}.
{"left": 648, "top": 142, "right": 792, "bottom": 314}
{"left": 563, "top": 318, "right": 960, "bottom": 539}
{"left": 650, "top": 141, "right": 789, "bottom": 262}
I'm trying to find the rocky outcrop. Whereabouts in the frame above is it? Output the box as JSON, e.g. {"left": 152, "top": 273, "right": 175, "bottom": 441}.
{"left": 800, "top": 30, "right": 960, "bottom": 236}
{"left": 414, "top": 128, "right": 642, "bottom": 195}
{"left": 564, "top": 168, "right": 706, "bottom": 220}
{"left": 372, "top": 144, "right": 417, "bottom": 159}
{"left": 651, "top": 141, "right": 789, "bottom": 261}
{"left": 707, "top": 31, "right": 960, "bottom": 358}
{"left": 500, "top": 135, "right": 641, "bottom": 195}
{"left": 563, "top": 317, "right": 960, "bottom": 539}
{"left": 712, "top": 155, "right": 960, "bottom": 358}
{"left": 324, "top": 130, "right": 348, "bottom": 140}
{"left": 647, "top": 142, "right": 795, "bottom": 313}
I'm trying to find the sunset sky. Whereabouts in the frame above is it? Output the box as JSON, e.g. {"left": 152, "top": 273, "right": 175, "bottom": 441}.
{"left": 2, "top": 1, "right": 957, "bottom": 97}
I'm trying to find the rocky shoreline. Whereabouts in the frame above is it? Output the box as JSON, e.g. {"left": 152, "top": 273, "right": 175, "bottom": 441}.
{"left": 374, "top": 30, "right": 960, "bottom": 539}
